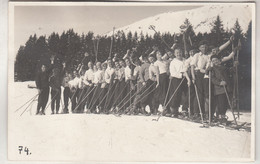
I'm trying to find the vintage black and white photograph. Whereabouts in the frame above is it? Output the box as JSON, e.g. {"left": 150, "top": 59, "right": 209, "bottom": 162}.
{"left": 8, "top": 2, "right": 255, "bottom": 162}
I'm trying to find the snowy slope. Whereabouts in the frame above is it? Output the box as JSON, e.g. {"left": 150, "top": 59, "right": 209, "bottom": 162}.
{"left": 8, "top": 81, "right": 253, "bottom": 161}
{"left": 106, "top": 4, "right": 252, "bottom": 36}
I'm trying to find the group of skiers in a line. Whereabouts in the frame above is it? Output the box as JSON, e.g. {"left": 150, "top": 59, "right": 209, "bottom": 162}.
{"left": 35, "top": 35, "right": 239, "bottom": 122}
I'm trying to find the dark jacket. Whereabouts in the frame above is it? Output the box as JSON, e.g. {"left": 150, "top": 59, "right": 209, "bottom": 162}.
{"left": 35, "top": 64, "right": 54, "bottom": 89}
{"left": 36, "top": 71, "right": 50, "bottom": 89}
{"left": 49, "top": 75, "right": 62, "bottom": 90}
{"left": 211, "top": 65, "right": 231, "bottom": 95}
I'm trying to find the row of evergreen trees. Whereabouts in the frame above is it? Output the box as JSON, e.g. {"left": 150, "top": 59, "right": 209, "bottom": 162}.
{"left": 14, "top": 16, "right": 252, "bottom": 109}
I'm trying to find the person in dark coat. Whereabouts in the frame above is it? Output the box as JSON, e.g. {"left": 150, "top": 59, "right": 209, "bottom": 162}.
{"left": 208, "top": 55, "right": 232, "bottom": 122}
{"left": 35, "top": 57, "right": 55, "bottom": 115}
{"left": 49, "top": 68, "right": 62, "bottom": 114}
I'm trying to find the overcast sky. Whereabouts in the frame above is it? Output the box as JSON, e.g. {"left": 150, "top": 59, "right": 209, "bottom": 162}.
{"left": 14, "top": 5, "right": 200, "bottom": 52}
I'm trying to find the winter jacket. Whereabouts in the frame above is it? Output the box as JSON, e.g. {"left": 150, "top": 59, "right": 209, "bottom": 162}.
{"left": 211, "top": 65, "right": 231, "bottom": 95}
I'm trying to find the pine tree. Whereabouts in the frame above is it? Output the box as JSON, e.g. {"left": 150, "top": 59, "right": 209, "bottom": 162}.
{"left": 14, "top": 46, "right": 26, "bottom": 81}
{"left": 48, "top": 32, "right": 60, "bottom": 54}
{"left": 180, "top": 18, "right": 196, "bottom": 52}
{"left": 210, "top": 15, "right": 225, "bottom": 46}
{"left": 233, "top": 19, "right": 243, "bottom": 43}
{"left": 126, "top": 31, "right": 133, "bottom": 49}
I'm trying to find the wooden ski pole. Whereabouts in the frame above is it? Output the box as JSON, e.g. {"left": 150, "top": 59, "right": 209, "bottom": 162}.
{"left": 119, "top": 82, "right": 147, "bottom": 113}
{"left": 115, "top": 83, "right": 138, "bottom": 109}
{"left": 161, "top": 78, "right": 172, "bottom": 115}
{"left": 188, "top": 85, "right": 191, "bottom": 118}
{"left": 43, "top": 89, "right": 60, "bottom": 114}
{"left": 110, "top": 82, "right": 128, "bottom": 108}
{"left": 183, "top": 32, "right": 188, "bottom": 58}
{"left": 154, "top": 78, "right": 185, "bottom": 121}
{"left": 15, "top": 94, "right": 38, "bottom": 113}
{"left": 133, "top": 82, "right": 157, "bottom": 107}
{"left": 194, "top": 83, "right": 205, "bottom": 124}
{"left": 96, "top": 37, "right": 100, "bottom": 62}
{"left": 164, "top": 78, "right": 185, "bottom": 108}
{"left": 87, "top": 86, "right": 98, "bottom": 109}
{"left": 68, "top": 88, "right": 78, "bottom": 107}
{"left": 148, "top": 25, "right": 172, "bottom": 49}
{"left": 236, "top": 39, "right": 241, "bottom": 119}
{"left": 73, "top": 86, "right": 92, "bottom": 112}
{"left": 20, "top": 96, "right": 37, "bottom": 116}
{"left": 109, "top": 27, "right": 115, "bottom": 58}
{"left": 118, "top": 82, "right": 156, "bottom": 115}
{"left": 209, "top": 70, "right": 212, "bottom": 125}
{"left": 224, "top": 85, "right": 238, "bottom": 126}
{"left": 164, "top": 78, "right": 172, "bottom": 106}
{"left": 189, "top": 36, "right": 193, "bottom": 46}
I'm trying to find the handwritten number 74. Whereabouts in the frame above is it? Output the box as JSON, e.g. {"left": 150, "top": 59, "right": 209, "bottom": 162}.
{"left": 18, "top": 146, "right": 31, "bottom": 155}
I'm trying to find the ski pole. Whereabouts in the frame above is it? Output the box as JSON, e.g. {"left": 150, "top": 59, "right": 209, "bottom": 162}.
{"left": 74, "top": 86, "right": 96, "bottom": 112}
{"left": 118, "top": 81, "right": 156, "bottom": 116}
{"left": 102, "top": 80, "right": 119, "bottom": 111}
{"left": 209, "top": 70, "right": 212, "bottom": 124}
{"left": 118, "top": 82, "right": 146, "bottom": 113}
{"left": 43, "top": 89, "right": 60, "bottom": 113}
{"left": 154, "top": 78, "right": 184, "bottom": 121}
{"left": 87, "top": 86, "right": 98, "bottom": 109}
{"left": 194, "top": 83, "right": 205, "bottom": 124}
{"left": 96, "top": 37, "right": 100, "bottom": 63}
{"left": 109, "top": 27, "right": 115, "bottom": 58}
{"left": 88, "top": 86, "right": 104, "bottom": 112}
{"left": 164, "top": 78, "right": 185, "bottom": 108}
{"left": 224, "top": 85, "right": 238, "bottom": 126}
{"left": 236, "top": 40, "right": 241, "bottom": 119}
{"left": 110, "top": 81, "right": 128, "bottom": 108}
{"left": 103, "top": 81, "right": 116, "bottom": 110}
{"left": 163, "top": 78, "right": 172, "bottom": 107}
{"left": 188, "top": 85, "right": 191, "bottom": 118}
{"left": 68, "top": 88, "right": 79, "bottom": 107}
{"left": 20, "top": 96, "right": 37, "bottom": 116}
{"left": 15, "top": 94, "right": 38, "bottom": 113}
{"left": 97, "top": 87, "right": 110, "bottom": 107}
{"left": 115, "top": 82, "right": 138, "bottom": 110}
{"left": 131, "top": 81, "right": 156, "bottom": 108}
{"left": 148, "top": 25, "right": 171, "bottom": 49}
{"left": 79, "top": 85, "right": 91, "bottom": 109}
{"left": 189, "top": 36, "right": 193, "bottom": 46}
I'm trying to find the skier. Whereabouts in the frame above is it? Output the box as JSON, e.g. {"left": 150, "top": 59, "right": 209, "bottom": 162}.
{"left": 208, "top": 55, "right": 232, "bottom": 123}
{"left": 35, "top": 56, "right": 55, "bottom": 115}
{"left": 98, "top": 62, "right": 108, "bottom": 114}
{"left": 62, "top": 70, "right": 72, "bottom": 114}
{"left": 139, "top": 55, "right": 151, "bottom": 116}
{"left": 128, "top": 58, "right": 143, "bottom": 115}
{"left": 124, "top": 57, "right": 135, "bottom": 114}
{"left": 69, "top": 70, "right": 81, "bottom": 113}
{"left": 183, "top": 48, "right": 197, "bottom": 117}
{"left": 148, "top": 53, "right": 160, "bottom": 115}
{"left": 83, "top": 61, "right": 95, "bottom": 113}
{"left": 154, "top": 50, "right": 170, "bottom": 110}
{"left": 104, "top": 58, "right": 116, "bottom": 113}
{"left": 168, "top": 48, "right": 191, "bottom": 117}
{"left": 190, "top": 40, "right": 210, "bottom": 120}
{"left": 90, "top": 62, "right": 103, "bottom": 114}
{"left": 49, "top": 68, "right": 62, "bottom": 114}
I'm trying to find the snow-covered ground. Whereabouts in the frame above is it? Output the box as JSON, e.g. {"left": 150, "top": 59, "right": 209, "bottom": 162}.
{"left": 8, "top": 81, "right": 253, "bottom": 162}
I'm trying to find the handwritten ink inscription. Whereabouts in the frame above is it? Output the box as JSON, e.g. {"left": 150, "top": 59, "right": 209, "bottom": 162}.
{"left": 18, "top": 146, "right": 31, "bottom": 155}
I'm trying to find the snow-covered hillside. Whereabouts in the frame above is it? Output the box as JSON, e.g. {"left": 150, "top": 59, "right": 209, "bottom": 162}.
{"left": 106, "top": 4, "right": 252, "bottom": 36}
{"left": 8, "top": 81, "right": 253, "bottom": 161}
